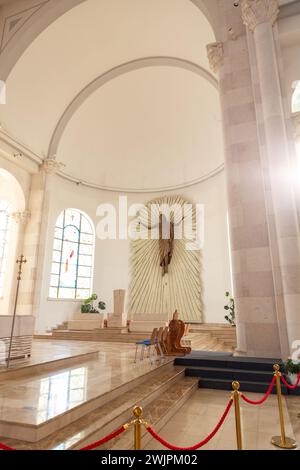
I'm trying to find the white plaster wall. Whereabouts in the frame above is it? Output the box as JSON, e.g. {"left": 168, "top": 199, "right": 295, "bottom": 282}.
{"left": 35, "top": 171, "right": 231, "bottom": 333}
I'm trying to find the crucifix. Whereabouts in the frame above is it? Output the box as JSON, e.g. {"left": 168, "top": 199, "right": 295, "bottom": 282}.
{"left": 139, "top": 213, "right": 185, "bottom": 277}
{"left": 7, "top": 255, "right": 27, "bottom": 369}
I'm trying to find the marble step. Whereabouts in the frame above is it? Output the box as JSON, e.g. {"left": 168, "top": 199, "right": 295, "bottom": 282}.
{"left": 0, "top": 350, "right": 99, "bottom": 382}
{"left": 0, "top": 365, "right": 189, "bottom": 450}
{"left": 0, "top": 356, "right": 174, "bottom": 443}
{"left": 50, "top": 330, "right": 148, "bottom": 343}
{"left": 108, "top": 376, "right": 198, "bottom": 450}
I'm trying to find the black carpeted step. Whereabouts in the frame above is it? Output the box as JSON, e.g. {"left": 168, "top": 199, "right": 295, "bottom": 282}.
{"left": 185, "top": 366, "right": 273, "bottom": 383}
{"left": 175, "top": 354, "right": 282, "bottom": 373}
{"left": 198, "top": 377, "right": 288, "bottom": 395}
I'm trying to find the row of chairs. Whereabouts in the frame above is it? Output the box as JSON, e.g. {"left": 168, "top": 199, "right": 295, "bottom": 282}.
{"left": 134, "top": 324, "right": 190, "bottom": 363}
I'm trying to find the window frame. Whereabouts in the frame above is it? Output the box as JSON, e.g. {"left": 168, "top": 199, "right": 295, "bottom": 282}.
{"left": 49, "top": 209, "right": 95, "bottom": 300}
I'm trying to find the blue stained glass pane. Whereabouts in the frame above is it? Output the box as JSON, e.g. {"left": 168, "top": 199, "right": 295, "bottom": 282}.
{"left": 59, "top": 264, "right": 77, "bottom": 288}
{"left": 64, "top": 225, "right": 79, "bottom": 243}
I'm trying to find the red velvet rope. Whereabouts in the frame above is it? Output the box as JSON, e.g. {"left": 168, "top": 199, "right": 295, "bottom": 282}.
{"left": 79, "top": 425, "right": 126, "bottom": 450}
{"left": 0, "top": 443, "right": 15, "bottom": 451}
{"left": 281, "top": 372, "right": 300, "bottom": 390}
{"left": 145, "top": 398, "right": 233, "bottom": 451}
{"left": 240, "top": 375, "right": 276, "bottom": 405}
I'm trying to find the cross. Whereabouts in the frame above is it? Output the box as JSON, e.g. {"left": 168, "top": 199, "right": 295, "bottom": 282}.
{"left": 16, "top": 255, "right": 27, "bottom": 281}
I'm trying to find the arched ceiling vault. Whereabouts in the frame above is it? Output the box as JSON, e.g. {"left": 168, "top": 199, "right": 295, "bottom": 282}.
{"left": 0, "top": 0, "right": 218, "bottom": 81}
{"left": 0, "top": 0, "right": 224, "bottom": 192}
{"left": 48, "top": 56, "right": 218, "bottom": 159}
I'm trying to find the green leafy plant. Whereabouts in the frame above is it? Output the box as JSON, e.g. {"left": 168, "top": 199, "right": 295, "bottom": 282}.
{"left": 81, "top": 294, "right": 106, "bottom": 314}
{"left": 98, "top": 301, "right": 106, "bottom": 311}
{"left": 285, "top": 359, "right": 300, "bottom": 376}
{"left": 224, "top": 291, "right": 236, "bottom": 326}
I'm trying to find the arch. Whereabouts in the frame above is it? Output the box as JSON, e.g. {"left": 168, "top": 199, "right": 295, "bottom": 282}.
{"left": 0, "top": 168, "right": 26, "bottom": 211}
{"left": 48, "top": 56, "right": 218, "bottom": 158}
{"left": 49, "top": 208, "right": 95, "bottom": 300}
{"left": 0, "top": 168, "right": 25, "bottom": 309}
{"left": 0, "top": 0, "right": 216, "bottom": 81}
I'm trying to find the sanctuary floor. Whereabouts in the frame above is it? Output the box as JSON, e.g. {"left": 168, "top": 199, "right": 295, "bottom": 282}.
{"left": 145, "top": 388, "right": 298, "bottom": 451}
{"left": 0, "top": 339, "right": 298, "bottom": 451}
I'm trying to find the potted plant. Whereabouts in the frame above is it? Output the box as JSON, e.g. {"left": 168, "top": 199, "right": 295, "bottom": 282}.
{"left": 81, "top": 294, "right": 106, "bottom": 314}
{"left": 284, "top": 359, "right": 300, "bottom": 386}
{"left": 224, "top": 291, "right": 236, "bottom": 327}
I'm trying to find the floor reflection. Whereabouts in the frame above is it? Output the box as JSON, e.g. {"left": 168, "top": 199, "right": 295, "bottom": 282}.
{"left": 37, "top": 367, "right": 87, "bottom": 422}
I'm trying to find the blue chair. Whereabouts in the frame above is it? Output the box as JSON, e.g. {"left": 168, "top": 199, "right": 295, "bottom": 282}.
{"left": 134, "top": 328, "right": 158, "bottom": 363}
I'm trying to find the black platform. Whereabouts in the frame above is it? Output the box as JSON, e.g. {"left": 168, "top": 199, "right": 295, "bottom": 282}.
{"left": 175, "top": 352, "right": 300, "bottom": 395}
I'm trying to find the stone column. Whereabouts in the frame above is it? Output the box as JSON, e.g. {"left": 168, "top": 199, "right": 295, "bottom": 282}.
{"left": 16, "top": 158, "right": 63, "bottom": 318}
{"left": 207, "top": 6, "right": 282, "bottom": 357}
{"left": 241, "top": 0, "right": 300, "bottom": 356}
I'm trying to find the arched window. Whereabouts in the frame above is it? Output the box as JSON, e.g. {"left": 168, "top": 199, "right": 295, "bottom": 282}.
{"left": 49, "top": 209, "right": 95, "bottom": 300}
{"left": 0, "top": 200, "right": 10, "bottom": 298}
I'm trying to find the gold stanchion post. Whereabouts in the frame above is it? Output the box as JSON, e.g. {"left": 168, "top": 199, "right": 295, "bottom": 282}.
{"left": 232, "top": 381, "right": 243, "bottom": 450}
{"left": 271, "top": 364, "right": 297, "bottom": 449}
{"left": 133, "top": 406, "right": 143, "bottom": 450}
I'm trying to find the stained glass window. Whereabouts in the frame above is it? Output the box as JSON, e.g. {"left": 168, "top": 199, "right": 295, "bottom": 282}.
{"left": 0, "top": 201, "right": 10, "bottom": 298}
{"left": 49, "top": 209, "right": 94, "bottom": 300}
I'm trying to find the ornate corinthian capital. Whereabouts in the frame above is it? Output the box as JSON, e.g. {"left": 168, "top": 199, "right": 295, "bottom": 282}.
{"left": 241, "top": 0, "right": 279, "bottom": 32}
{"left": 206, "top": 42, "right": 224, "bottom": 74}
{"left": 41, "top": 157, "right": 65, "bottom": 175}
{"left": 11, "top": 210, "right": 31, "bottom": 225}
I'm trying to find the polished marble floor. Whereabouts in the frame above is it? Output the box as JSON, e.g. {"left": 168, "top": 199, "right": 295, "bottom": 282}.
{"left": 0, "top": 339, "right": 299, "bottom": 451}
{"left": 145, "top": 388, "right": 299, "bottom": 450}
{"left": 0, "top": 340, "right": 103, "bottom": 374}
{"left": 0, "top": 340, "right": 171, "bottom": 427}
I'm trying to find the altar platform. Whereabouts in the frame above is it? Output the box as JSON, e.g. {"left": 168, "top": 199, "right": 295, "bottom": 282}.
{"left": 0, "top": 339, "right": 185, "bottom": 450}
{"left": 0, "top": 329, "right": 236, "bottom": 450}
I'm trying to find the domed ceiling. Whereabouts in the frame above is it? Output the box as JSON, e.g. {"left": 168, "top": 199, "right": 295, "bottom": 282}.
{"left": 0, "top": 0, "right": 224, "bottom": 191}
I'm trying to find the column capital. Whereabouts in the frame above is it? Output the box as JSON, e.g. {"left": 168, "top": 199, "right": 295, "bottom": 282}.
{"left": 11, "top": 210, "right": 31, "bottom": 225}
{"left": 241, "top": 0, "right": 279, "bottom": 32}
{"left": 206, "top": 42, "right": 224, "bottom": 74}
{"left": 41, "top": 157, "right": 65, "bottom": 175}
